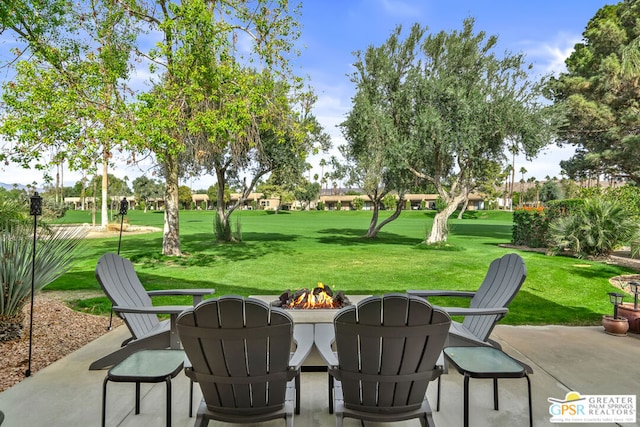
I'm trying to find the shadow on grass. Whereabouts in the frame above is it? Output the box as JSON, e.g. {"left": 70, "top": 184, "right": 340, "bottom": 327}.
{"left": 506, "top": 289, "right": 603, "bottom": 326}
{"left": 316, "top": 228, "right": 423, "bottom": 246}
{"left": 449, "top": 223, "right": 513, "bottom": 240}
{"left": 85, "top": 231, "right": 301, "bottom": 266}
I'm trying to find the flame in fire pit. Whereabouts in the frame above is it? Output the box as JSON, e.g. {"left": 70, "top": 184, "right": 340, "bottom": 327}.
{"left": 275, "top": 283, "right": 350, "bottom": 309}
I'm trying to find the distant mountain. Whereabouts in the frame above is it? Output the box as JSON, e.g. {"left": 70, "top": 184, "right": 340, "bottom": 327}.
{"left": 0, "top": 182, "right": 28, "bottom": 191}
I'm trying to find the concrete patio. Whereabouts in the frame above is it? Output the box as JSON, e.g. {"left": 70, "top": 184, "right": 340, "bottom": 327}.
{"left": 0, "top": 323, "right": 638, "bottom": 426}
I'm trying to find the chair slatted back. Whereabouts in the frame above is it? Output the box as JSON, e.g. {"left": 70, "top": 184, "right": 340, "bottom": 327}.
{"left": 465, "top": 253, "right": 527, "bottom": 341}
{"left": 177, "top": 296, "right": 295, "bottom": 416}
{"left": 95, "top": 253, "right": 160, "bottom": 339}
{"left": 333, "top": 294, "right": 450, "bottom": 413}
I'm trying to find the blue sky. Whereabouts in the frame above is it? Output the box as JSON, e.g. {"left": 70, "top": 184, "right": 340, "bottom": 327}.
{"left": 0, "top": 0, "right": 611, "bottom": 188}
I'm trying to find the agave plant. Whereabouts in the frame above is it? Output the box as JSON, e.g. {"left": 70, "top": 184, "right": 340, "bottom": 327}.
{"left": 549, "top": 198, "right": 640, "bottom": 258}
{"left": 0, "top": 223, "right": 87, "bottom": 342}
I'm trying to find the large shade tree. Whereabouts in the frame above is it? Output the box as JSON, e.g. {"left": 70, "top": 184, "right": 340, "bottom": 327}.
{"left": 547, "top": 0, "right": 640, "bottom": 184}
{"left": 404, "top": 19, "right": 553, "bottom": 243}
{"left": 0, "top": 0, "right": 136, "bottom": 227}
{"left": 126, "top": 0, "right": 323, "bottom": 251}
{"left": 338, "top": 25, "right": 420, "bottom": 238}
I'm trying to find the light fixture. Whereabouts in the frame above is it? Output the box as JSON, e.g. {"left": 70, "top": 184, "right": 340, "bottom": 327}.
{"left": 608, "top": 292, "right": 625, "bottom": 319}
{"left": 26, "top": 192, "right": 42, "bottom": 377}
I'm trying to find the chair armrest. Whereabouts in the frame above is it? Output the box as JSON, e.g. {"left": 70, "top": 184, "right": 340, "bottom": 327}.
{"left": 113, "top": 305, "right": 188, "bottom": 349}
{"left": 439, "top": 306, "right": 508, "bottom": 316}
{"left": 314, "top": 323, "right": 338, "bottom": 366}
{"left": 147, "top": 289, "right": 215, "bottom": 305}
{"left": 289, "top": 324, "right": 314, "bottom": 368}
{"left": 407, "top": 290, "right": 476, "bottom": 299}
{"left": 112, "top": 305, "right": 189, "bottom": 315}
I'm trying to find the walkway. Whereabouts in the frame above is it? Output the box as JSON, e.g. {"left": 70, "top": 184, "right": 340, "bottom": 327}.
{"left": 0, "top": 324, "right": 638, "bottom": 426}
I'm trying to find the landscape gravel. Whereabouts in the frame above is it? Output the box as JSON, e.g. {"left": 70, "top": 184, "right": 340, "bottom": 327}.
{"left": 0, "top": 295, "right": 122, "bottom": 393}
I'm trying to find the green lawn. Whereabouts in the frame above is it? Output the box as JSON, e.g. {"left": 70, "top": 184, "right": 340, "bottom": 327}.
{"left": 50, "top": 208, "right": 635, "bottom": 326}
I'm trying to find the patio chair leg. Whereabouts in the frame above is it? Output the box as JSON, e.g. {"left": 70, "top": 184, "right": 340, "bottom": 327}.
{"left": 166, "top": 376, "right": 172, "bottom": 427}
{"left": 135, "top": 382, "right": 141, "bottom": 414}
{"left": 493, "top": 378, "right": 499, "bottom": 410}
{"left": 436, "top": 376, "right": 441, "bottom": 411}
{"left": 189, "top": 379, "right": 193, "bottom": 417}
{"left": 101, "top": 378, "right": 109, "bottom": 427}
{"left": 328, "top": 373, "right": 334, "bottom": 414}
{"left": 526, "top": 374, "right": 532, "bottom": 427}
{"left": 295, "top": 372, "right": 301, "bottom": 415}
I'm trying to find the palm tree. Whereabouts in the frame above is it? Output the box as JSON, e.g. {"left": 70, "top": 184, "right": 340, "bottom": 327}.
{"left": 519, "top": 167, "right": 527, "bottom": 206}
{"left": 503, "top": 165, "right": 513, "bottom": 210}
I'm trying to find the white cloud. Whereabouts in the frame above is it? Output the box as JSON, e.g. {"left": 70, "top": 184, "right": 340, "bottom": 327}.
{"left": 520, "top": 32, "right": 583, "bottom": 76}
{"left": 376, "top": 0, "right": 423, "bottom": 18}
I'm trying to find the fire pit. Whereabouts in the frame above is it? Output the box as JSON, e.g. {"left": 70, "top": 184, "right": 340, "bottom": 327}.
{"left": 272, "top": 283, "right": 351, "bottom": 310}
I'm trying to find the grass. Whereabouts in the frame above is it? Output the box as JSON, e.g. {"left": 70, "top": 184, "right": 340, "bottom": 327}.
{"left": 48, "top": 208, "right": 636, "bottom": 326}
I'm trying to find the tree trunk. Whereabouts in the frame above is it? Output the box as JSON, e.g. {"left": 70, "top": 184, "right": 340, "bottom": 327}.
{"left": 101, "top": 155, "right": 109, "bottom": 228}
{"left": 365, "top": 197, "right": 404, "bottom": 238}
{"left": 91, "top": 177, "right": 97, "bottom": 227}
{"left": 457, "top": 197, "right": 469, "bottom": 219}
{"left": 215, "top": 171, "right": 233, "bottom": 242}
{"left": 81, "top": 175, "right": 86, "bottom": 211}
{"left": 364, "top": 203, "right": 381, "bottom": 238}
{"left": 426, "top": 195, "right": 465, "bottom": 244}
{"left": 162, "top": 154, "right": 182, "bottom": 256}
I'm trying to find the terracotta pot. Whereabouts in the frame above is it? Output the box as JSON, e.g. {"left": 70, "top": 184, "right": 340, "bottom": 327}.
{"left": 617, "top": 303, "right": 640, "bottom": 334}
{"left": 602, "top": 315, "right": 629, "bottom": 336}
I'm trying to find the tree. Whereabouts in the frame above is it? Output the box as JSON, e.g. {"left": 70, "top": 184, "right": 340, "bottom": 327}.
{"left": 132, "top": 176, "right": 164, "bottom": 212}
{"left": 126, "top": 0, "right": 326, "bottom": 250}
{"left": 207, "top": 183, "right": 231, "bottom": 210}
{"left": 519, "top": 167, "right": 528, "bottom": 193}
{"left": 540, "top": 180, "right": 563, "bottom": 202}
{"left": 502, "top": 164, "right": 513, "bottom": 210}
{"left": 293, "top": 182, "right": 321, "bottom": 210}
{"left": 0, "top": 1, "right": 137, "bottom": 228}
{"left": 404, "top": 18, "right": 553, "bottom": 243}
{"left": 547, "top": 1, "right": 640, "bottom": 185}
{"left": 178, "top": 186, "right": 193, "bottom": 210}
{"left": 338, "top": 24, "right": 421, "bottom": 238}
{"left": 458, "top": 159, "right": 503, "bottom": 217}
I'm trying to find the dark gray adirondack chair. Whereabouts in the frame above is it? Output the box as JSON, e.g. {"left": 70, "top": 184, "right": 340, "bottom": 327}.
{"left": 408, "top": 253, "right": 527, "bottom": 348}
{"left": 315, "top": 294, "right": 451, "bottom": 427}
{"left": 90, "top": 253, "right": 214, "bottom": 370}
{"left": 177, "top": 296, "right": 313, "bottom": 427}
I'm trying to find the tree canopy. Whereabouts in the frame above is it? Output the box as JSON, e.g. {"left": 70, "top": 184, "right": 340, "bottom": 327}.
{"left": 0, "top": 0, "right": 137, "bottom": 227}
{"left": 547, "top": 0, "right": 640, "bottom": 185}
{"left": 337, "top": 24, "right": 420, "bottom": 237}
{"left": 1, "top": 0, "right": 327, "bottom": 254}
{"left": 338, "top": 19, "right": 553, "bottom": 243}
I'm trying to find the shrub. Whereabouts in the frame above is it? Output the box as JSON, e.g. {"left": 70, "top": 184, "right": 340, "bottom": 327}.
{"left": 352, "top": 197, "right": 364, "bottom": 210}
{"left": 0, "top": 224, "right": 87, "bottom": 342}
{"left": 548, "top": 198, "right": 640, "bottom": 258}
{"left": 512, "top": 206, "right": 548, "bottom": 247}
{"left": 316, "top": 201, "right": 325, "bottom": 211}
{"left": 383, "top": 194, "right": 397, "bottom": 210}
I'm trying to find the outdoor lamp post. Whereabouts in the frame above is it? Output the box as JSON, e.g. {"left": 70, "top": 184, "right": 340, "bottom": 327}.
{"left": 108, "top": 197, "right": 129, "bottom": 331}
{"left": 608, "top": 292, "right": 625, "bottom": 319}
{"left": 117, "top": 197, "right": 128, "bottom": 255}
{"left": 26, "top": 192, "right": 42, "bottom": 377}
{"left": 628, "top": 281, "right": 640, "bottom": 310}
